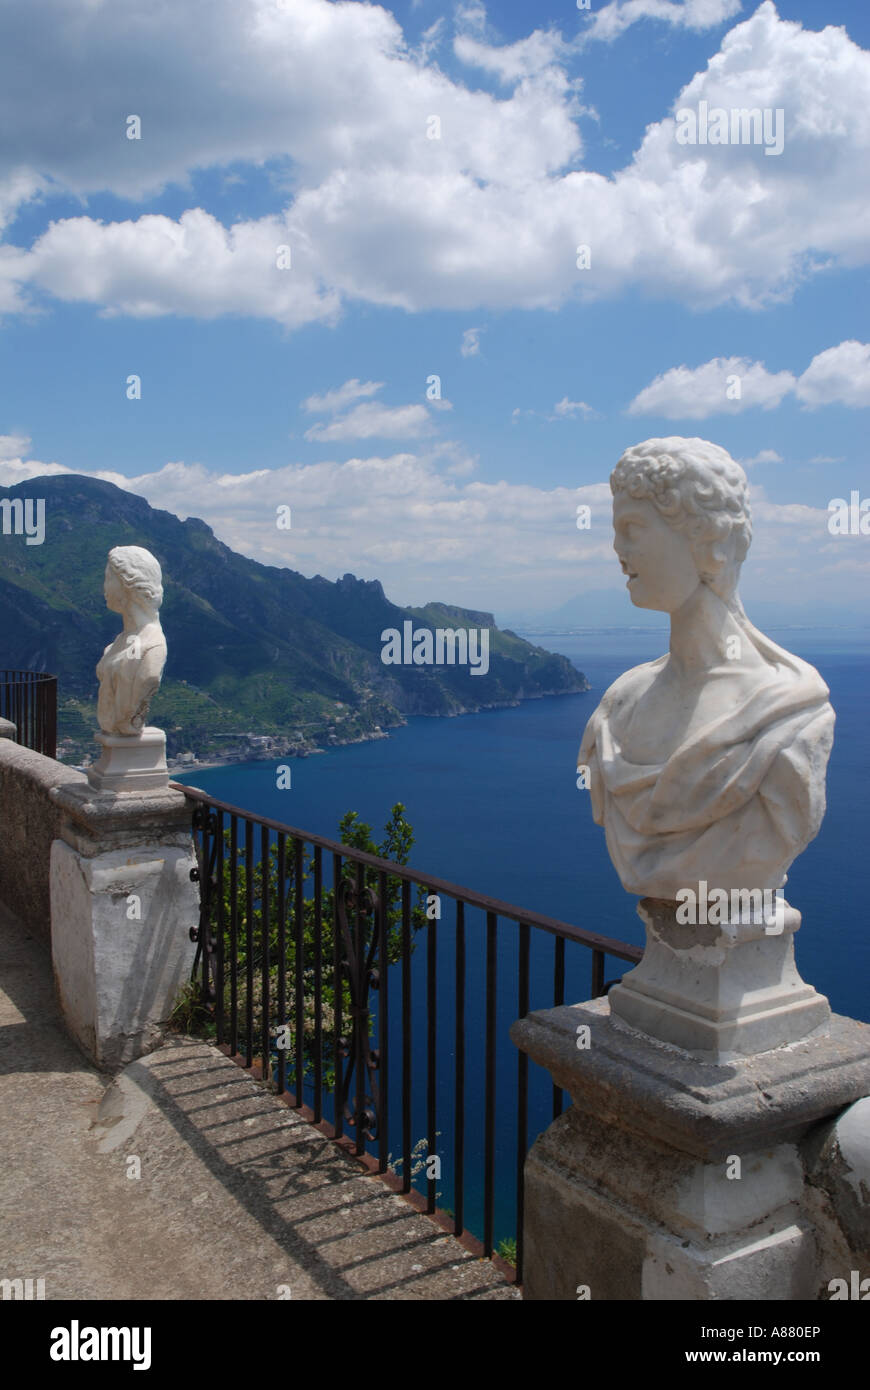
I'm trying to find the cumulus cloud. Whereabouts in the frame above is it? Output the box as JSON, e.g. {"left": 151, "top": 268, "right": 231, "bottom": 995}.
{"left": 0, "top": 433, "right": 32, "bottom": 461}
{"left": 583, "top": 0, "right": 743, "bottom": 44}
{"left": 0, "top": 458, "right": 71, "bottom": 485}
{"left": 0, "top": 3, "right": 867, "bottom": 323}
{"left": 0, "top": 446, "right": 613, "bottom": 611}
{"left": 300, "top": 379, "right": 437, "bottom": 442}
{"left": 2, "top": 441, "right": 864, "bottom": 614}
{"left": 304, "top": 401, "right": 434, "bottom": 442}
{"left": 795, "top": 341, "right": 870, "bottom": 409}
{"left": 742, "top": 485, "right": 870, "bottom": 605}
{"left": 454, "top": 27, "right": 583, "bottom": 85}
{"left": 460, "top": 328, "right": 482, "bottom": 357}
{"left": 302, "top": 380, "right": 384, "bottom": 414}
{"left": 628, "top": 356, "right": 795, "bottom": 417}
{"left": 628, "top": 342, "right": 870, "bottom": 418}
{"left": 21, "top": 209, "right": 342, "bottom": 329}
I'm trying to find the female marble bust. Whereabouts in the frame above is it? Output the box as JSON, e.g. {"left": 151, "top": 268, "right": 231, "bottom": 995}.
{"left": 578, "top": 438, "right": 835, "bottom": 902}
{"left": 96, "top": 545, "right": 167, "bottom": 736}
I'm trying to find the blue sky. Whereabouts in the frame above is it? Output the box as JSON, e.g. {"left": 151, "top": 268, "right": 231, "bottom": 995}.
{"left": 1, "top": 0, "right": 868, "bottom": 623}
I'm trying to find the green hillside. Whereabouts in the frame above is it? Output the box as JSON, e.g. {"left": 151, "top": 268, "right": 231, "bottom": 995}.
{"left": 0, "top": 475, "right": 588, "bottom": 763}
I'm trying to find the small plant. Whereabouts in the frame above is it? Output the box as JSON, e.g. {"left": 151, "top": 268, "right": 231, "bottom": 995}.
{"left": 387, "top": 1133, "right": 441, "bottom": 1180}
{"left": 388, "top": 1133, "right": 443, "bottom": 1200}
{"left": 496, "top": 1237, "right": 517, "bottom": 1267}
{"left": 169, "top": 979, "right": 214, "bottom": 1037}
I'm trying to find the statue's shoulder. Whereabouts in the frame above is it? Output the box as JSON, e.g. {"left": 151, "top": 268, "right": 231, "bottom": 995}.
{"left": 742, "top": 618, "right": 830, "bottom": 701}
{"left": 138, "top": 620, "right": 166, "bottom": 649}
{"left": 598, "top": 655, "right": 666, "bottom": 712}
{"left": 580, "top": 657, "right": 665, "bottom": 757}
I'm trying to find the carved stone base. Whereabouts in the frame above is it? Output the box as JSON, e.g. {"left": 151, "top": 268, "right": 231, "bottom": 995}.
{"left": 87, "top": 727, "right": 169, "bottom": 794}
{"left": 510, "top": 998, "right": 870, "bottom": 1300}
{"left": 608, "top": 897, "right": 831, "bottom": 1062}
{"left": 50, "top": 773, "right": 198, "bottom": 1070}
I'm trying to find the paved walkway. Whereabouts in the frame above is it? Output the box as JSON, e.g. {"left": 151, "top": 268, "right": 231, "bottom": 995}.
{"left": 0, "top": 900, "right": 517, "bottom": 1301}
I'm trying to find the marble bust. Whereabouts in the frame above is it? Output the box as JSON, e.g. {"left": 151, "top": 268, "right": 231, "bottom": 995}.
{"left": 96, "top": 545, "right": 167, "bottom": 737}
{"left": 578, "top": 438, "right": 835, "bottom": 904}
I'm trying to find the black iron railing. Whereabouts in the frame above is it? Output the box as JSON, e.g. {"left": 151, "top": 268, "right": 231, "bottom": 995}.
{"left": 0, "top": 670, "right": 57, "bottom": 758}
{"left": 178, "top": 783, "right": 642, "bottom": 1284}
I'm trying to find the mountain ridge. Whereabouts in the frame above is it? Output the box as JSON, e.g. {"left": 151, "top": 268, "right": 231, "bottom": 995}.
{"left": 1, "top": 474, "right": 589, "bottom": 765}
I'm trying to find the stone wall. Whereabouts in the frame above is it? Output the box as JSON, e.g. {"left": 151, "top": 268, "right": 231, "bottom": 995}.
{"left": 0, "top": 737, "right": 85, "bottom": 941}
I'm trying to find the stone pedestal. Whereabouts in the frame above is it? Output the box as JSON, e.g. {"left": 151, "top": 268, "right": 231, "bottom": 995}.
{"left": 511, "top": 997, "right": 870, "bottom": 1301}
{"left": 49, "top": 778, "right": 198, "bottom": 1070}
{"left": 87, "top": 726, "right": 169, "bottom": 794}
{"left": 609, "top": 898, "right": 831, "bottom": 1063}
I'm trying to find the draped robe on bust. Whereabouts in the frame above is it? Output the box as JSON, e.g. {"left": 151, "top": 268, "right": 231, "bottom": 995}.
{"left": 578, "top": 618, "right": 835, "bottom": 901}
{"left": 96, "top": 627, "right": 166, "bottom": 735}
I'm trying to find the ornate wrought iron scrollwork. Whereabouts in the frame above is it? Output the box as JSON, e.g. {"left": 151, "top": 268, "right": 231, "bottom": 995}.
{"left": 335, "top": 874, "right": 383, "bottom": 1144}
{"left": 190, "top": 803, "right": 221, "bottom": 1006}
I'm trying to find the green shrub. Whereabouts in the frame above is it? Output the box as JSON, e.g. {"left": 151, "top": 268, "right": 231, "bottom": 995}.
{"left": 187, "top": 803, "right": 427, "bottom": 1095}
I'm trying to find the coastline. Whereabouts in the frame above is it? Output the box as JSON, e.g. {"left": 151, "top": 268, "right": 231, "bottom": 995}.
{"left": 167, "top": 678, "right": 593, "bottom": 779}
{"left": 58, "top": 668, "right": 589, "bottom": 776}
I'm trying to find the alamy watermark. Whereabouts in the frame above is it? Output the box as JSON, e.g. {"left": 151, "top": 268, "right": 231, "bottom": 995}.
{"left": 380, "top": 621, "right": 489, "bottom": 677}
{"left": 50, "top": 1321, "right": 151, "bottom": 1369}
{"left": 1, "top": 1276, "right": 45, "bottom": 1300}
{"left": 676, "top": 881, "right": 785, "bottom": 933}
{"left": 675, "top": 101, "right": 784, "bottom": 157}
{"left": 828, "top": 1271, "right": 870, "bottom": 1299}
{"left": 828, "top": 492, "right": 870, "bottom": 535}
{"left": 0, "top": 496, "right": 45, "bottom": 545}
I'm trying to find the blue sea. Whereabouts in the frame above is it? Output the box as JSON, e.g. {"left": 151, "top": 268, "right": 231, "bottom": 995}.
{"left": 175, "top": 628, "right": 870, "bottom": 1248}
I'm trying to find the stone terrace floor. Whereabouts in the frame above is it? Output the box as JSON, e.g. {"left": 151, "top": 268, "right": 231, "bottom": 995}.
{"left": 0, "top": 901, "right": 517, "bottom": 1301}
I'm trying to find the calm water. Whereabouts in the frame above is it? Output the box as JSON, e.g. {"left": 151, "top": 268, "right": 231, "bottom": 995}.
{"left": 176, "top": 627, "right": 870, "bottom": 1247}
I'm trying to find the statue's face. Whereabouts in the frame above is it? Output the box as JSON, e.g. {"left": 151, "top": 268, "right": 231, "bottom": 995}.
{"left": 103, "top": 563, "right": 124, "bottom": 614}
{"left": 612, "top": 494, "right": 700, "bottom": 612}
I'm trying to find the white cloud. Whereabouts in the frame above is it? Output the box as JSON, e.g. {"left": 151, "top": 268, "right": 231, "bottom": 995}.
{"left": 304, "top": 401, "right": 434, "bottom": 442}
{"left": 455, "top": 4, "right": 488, "bottom": 38}
{"left": 302, "top": 379, "right": 384, "bottom": 415}
{"left": 742, "top": 485, "right": 870, "bottom": 603}
{"left": 511, "top": 399, "right": 599, "bottom": 423}
{"left": 415, "top": 18, "right": 446, "bottom": 64}
{"left": 584, "top": 0, "right": 743, "bottom": 44}
{"left": 1, "top": 445, "right": 866, "bottom": 614}
{"left": 0, "top": 170, "right": 46, "bottom": 237}
{"left": 301, "top": 379, "right": 436, "bottom": 442}
{"left": 795, "top": 341, "right": 870, "bottom": 409}
{"left": 0, "top": 433, "right": 32, "bottom": 461}
{"left": 0, "top": 441, "right": 614, "bottom": 609}
{"left": 628, "top": 342, "right": 870, "bottom": 418}
{"left": 0, "top": 3, "right": 867, "bottom": 323}
{"left": 742, "top": 448, "right": 782, "bottom": 466}
{"left": 460, "top": 328, "right": 482, "bottom": 357}
{"left": 628, "top": 357, "right": 795, "bottom": 418}
{"left": 20, "top": 209, "right": 342, "bottom": 330}
{"left": 454, "top": 27, "right": 582, "bottom": 85}
{"left": 553, "top": 397, "right": 596, "bottom": 419}
{"left": 0, "top": 458, "right": 71, "bottom": 485}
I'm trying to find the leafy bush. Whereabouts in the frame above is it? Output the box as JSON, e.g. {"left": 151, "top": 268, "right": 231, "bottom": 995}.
{"left": 181, "top": 802, "right": 428, "bottom": 1100}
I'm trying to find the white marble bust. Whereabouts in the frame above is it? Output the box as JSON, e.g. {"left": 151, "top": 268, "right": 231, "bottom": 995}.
{"left": 578, "top": 438, "right": 835, "bottom": 902}
{"left": 96, "top": 545, "right": 167, "bottom": 737}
